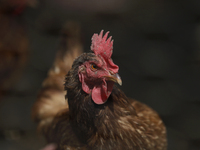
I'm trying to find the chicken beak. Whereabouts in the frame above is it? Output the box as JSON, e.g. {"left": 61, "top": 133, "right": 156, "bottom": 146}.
{"left": 105, "top": 73, "right": 122, "bottom": 86}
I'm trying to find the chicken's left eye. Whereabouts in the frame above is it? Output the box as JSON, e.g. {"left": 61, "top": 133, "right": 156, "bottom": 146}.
{"left": 90, "top": 64, "right": 97, "bottom": 70}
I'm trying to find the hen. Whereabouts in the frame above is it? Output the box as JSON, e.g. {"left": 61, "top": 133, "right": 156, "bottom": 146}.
{"left": 0, "top": 1, "right": 30, "bottom": 98}
{"left": 32, "top": 30, "right": 167, "bottom": 150}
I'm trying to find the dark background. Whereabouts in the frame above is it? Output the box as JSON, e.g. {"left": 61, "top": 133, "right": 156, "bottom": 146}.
{"left": 0, "top": 0, "right": 200, "bottom": 149}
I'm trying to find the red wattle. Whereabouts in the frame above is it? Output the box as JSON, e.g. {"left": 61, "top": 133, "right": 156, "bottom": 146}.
{"left": 91, "top": 79, "right": 114, "bottom": 105}
{"left": 79, "top": 72, "right": 91, "bottom": 94}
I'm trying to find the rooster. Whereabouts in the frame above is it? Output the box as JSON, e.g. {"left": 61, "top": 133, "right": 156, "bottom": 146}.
{"left": 0, "top": 0, "right": 38, "bottom": 99}
{"left": 32, "top": 30, "right": 167, "bottom": 150}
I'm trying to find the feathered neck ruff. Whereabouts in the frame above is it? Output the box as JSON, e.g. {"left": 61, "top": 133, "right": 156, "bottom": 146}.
{"left": 64, "top": 53, "right": 137, "bottom": 138}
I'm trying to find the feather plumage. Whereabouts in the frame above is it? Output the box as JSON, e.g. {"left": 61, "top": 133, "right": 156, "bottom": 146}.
{"left": 32, "top": 30, "right": 167, "bottom": 150}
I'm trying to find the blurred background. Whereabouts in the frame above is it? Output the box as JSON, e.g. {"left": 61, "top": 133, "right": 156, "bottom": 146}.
{"left": 0, "top": 0, "right": 200, "bottom": 149}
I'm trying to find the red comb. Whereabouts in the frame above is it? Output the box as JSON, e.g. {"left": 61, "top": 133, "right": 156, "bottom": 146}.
{"left": 91, "top": 30, "right": 113, "bottom": 59}
{"left": 91, "top": 30, "right": 118, "bottom": 73}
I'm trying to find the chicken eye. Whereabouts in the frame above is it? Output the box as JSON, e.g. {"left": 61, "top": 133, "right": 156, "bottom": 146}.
{"left": 90, "top": 64, "right": 98, "bottom": 70}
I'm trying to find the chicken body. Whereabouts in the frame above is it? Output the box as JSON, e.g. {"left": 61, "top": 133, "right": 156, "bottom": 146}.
{"left": 32, "top": 30, "right": 167, "bottom": 150}
{"left": 0, "top": 13, "right": 28, "bottom": 98}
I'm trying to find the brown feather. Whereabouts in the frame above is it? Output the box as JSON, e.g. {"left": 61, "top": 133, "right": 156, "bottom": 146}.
{"left": 32, "top": 29, "right": 167, "bottom": 150}
{"left": 32, "top": 22, "right": 83, "bottom": 134}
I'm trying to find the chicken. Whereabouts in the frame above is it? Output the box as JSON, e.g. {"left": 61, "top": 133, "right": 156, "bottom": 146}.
{"left": 0, "top": 0, "right": 39, "bottom": 99}
{"left": 0, "top": 0, "right": 37, "bottom": 15}
{"left": 0, "top": 13, "right": 28, "bottom": 98}
{"left": 32, "top": 21, "right": 83, "bottom": 132}
{"left": 32, "top": 30, "right": 167, "bottom": 150}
